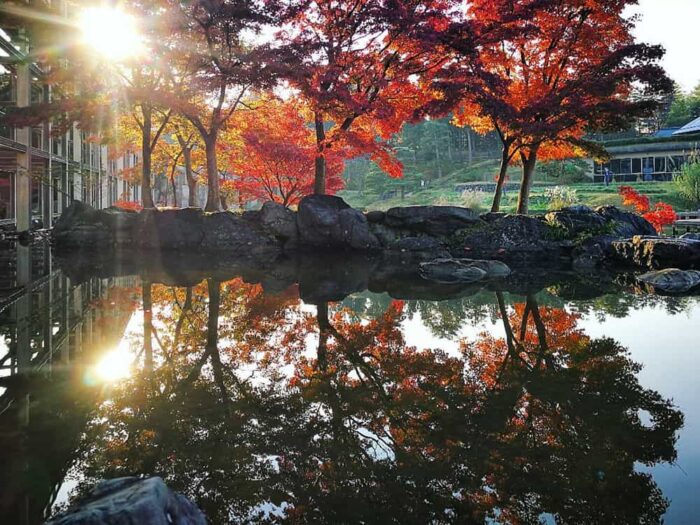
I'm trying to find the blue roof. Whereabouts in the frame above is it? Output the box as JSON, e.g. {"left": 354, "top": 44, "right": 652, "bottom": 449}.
{"left": 673, "top": 117, "right": 700, "bottom": 136}
{"left": 654, "top": 127, "right": 681, "bottom": 138}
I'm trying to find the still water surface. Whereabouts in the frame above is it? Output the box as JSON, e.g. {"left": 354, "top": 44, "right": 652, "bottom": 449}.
{"left": 1, "top": 243, "right": 699, "bottom": 524}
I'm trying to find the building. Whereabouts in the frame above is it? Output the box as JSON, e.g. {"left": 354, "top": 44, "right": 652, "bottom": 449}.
{"left": 0, "top": 1, "right": 136, "bottom": 232}
{"left": 592, "top": 120, "right": 700, "bottom": 183}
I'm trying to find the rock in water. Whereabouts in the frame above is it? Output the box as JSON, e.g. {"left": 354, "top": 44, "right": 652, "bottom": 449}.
{"left": 611, "top": 236, "right": 700, "bottom": 269}
{"left": 419, "top": 258, "right": 511, "bottom": 284}
{"left": 297, "top": 195, "right": 379, "bottom": 250}
{"left": 638, "top": 269, "right": 700, "bottom": 293}
{"left": 46, "top": 477, "right": 206, "bottom": 525}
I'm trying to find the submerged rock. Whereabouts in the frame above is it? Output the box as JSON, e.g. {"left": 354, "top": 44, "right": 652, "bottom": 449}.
{"left": 638, "top": 269, "right": 700, "bottom": 293}
{"left": 47, "top": 477, "right": 206, "bottom": 525}
{"left": 419, "top": 258, "right": 511, "bottom": 284}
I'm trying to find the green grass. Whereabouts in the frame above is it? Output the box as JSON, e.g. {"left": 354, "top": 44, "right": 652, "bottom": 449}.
{"left": 341, "top": 180, "right": 692, "bottom": 214}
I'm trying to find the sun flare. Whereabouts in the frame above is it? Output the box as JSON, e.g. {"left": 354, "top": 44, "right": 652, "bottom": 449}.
{"left": 78, "top": 7, "right": 142, "bottom": 61}
{"left": 93, "top": 347, "right": 132, "bottom": 383}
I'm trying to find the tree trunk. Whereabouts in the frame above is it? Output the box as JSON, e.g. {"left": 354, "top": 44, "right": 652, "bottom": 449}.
{"left": 516, "top": 149, "right": 538, "bottom": 215}
{"left": 491, "top": 143, "right": 511, "bottom": 213}
{"left": 183, "top": 147, "right": 197, "bottom": 207}
{"left": 203, "top": 134, "right": 221, "bottom": 212}
{"left": 466, "top": 128, "right": 473, "bottom": 165}
{"left": 171, "top": 172, "right": 178, "bottom": 208}
{"left": 314, "top": 112, "right": 326, "bottom": 195}
{"left": 141, "top": 107, "right": 156, "bottom": 209}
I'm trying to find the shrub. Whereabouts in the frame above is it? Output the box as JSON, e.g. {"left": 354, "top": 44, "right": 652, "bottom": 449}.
{"left": 618, "top": 186, "right": 676, "bottom": 233}
{"left": 544, "top": 185, "right": 578, "bottom": 210}
{"left": 460, "top": 189, "right": 488, "bottom": 211}
{"left": 674, "top": 160, "right": 700, "bottom": 208}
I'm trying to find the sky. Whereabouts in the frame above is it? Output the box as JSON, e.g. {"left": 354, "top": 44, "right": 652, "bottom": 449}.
{"left": 631, "top": 0, "right": 700, "bottom": 92}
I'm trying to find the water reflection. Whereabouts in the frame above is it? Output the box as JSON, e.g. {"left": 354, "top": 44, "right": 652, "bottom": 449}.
{"left": 64, "top": 281, "right": 683, "bottom": 524}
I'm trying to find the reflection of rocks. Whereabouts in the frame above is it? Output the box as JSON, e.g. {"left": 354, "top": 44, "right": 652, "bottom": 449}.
{"left": 47, "top": 477, "right": 206, "bottom": 525}
{"left": 638, "top": 269, "right": 700, "bottom": 294}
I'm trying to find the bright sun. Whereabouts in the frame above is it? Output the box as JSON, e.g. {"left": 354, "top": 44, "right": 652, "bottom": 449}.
{"left": 93, "top": 347, "right": 133, "bottom": 383}
{"left": 79, "top": 7, "right": 142, "bottom": 61}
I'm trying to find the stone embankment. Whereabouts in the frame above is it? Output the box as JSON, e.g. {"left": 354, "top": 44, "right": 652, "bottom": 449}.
{"left": 52, "top": 195, "right": 700, "bottom": 292}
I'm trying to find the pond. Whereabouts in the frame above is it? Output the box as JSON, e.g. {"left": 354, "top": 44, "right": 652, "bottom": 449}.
{"left": 1, "top": 241, "right": 699, "bottom": 524}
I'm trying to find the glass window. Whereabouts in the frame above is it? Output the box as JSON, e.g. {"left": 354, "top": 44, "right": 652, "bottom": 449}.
{"left": 655, "top": 157, "right": 666, "bottom": 173}
{"left": 632, "top": 158, "right": 642, "bottom": 173}
{"left": 619, "top": 159, "right": 632, "bottom": 174}
{"left": 0, "top": 64, "right": 15, "bottom": 103}
{"left": 0, "top": 171, "right": 14, "bottom": 220}
{"left": 610, "top": 159, "right": 621, "bottom": 173}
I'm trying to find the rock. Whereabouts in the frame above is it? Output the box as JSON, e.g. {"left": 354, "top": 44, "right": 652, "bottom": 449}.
{"left": 46, "top": 477, "right": 206, "bottom": 525}
{"left": 201, "top": 211, "right": 278, "bottom": 254}
{"left": 638, "top": 269, "right": 700, "bottom": 293}
{"left": 297, "top": 195, "right": 379, "bottom": 250}
{"left": 385, "top": 206, "right": 481, "bottom": 236}
{"left": 611, "top": 236, "right": 700, "bottom": 270}
{"left": 52, "top": 201, "right": 113, "bottom": 248}
{"left": 365, "top": 210, "right": 386, "bottom": 224}
{"left": 260, "top": 201, "right": 298, "bottom": 242}
{"left": 368, "top": 222, "right": 398, "bottom": 247}
{"left": 595, "top": 206, "right": 657, "bottom": 237}
{"left": 134, "top": 208, "right": 205, "bottom": 250}
{"left": 571, "top": 235, "right": 618, "bottom": 271}
{"left": 458, "top": 258, "right": 512, "bottom": 278}
{"left": 455, "top": 214, "right": 558, "bottom": 261}
{"left": 389, "top": 236, "right": 445, "bottom": 252}
{"left": 419, "top": 258, "right": 488, "bottom": 284}
{"left": 545, "top": 206, "right": 607, "bottom": 237}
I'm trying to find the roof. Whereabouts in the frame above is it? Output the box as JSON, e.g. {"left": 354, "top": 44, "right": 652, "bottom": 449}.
{"left": 654, "top": 128, "right": 681, "bottom": 138}
{"left": 674, "top": 117, "right": 700, "bottom": 136}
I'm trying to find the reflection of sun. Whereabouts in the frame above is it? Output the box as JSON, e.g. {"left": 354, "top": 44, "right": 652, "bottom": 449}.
{"left": 78, "top": 7, "right": 141, "bottom": 61}
{"left": 94, "top": 346, "right": 132, "bottom": 383}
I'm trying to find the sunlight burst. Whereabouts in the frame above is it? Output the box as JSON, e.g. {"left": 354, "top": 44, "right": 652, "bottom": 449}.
{"left": 78, "top": 7, "right": 141, "bottom": 61}
{"left": 93, "top": 348, "right": 132, "bottom": 383}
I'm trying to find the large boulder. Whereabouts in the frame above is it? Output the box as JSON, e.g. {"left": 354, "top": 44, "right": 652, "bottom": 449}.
{"left": 545, "top": 205, "right": 608, "bottom": 237}
{"left": 201, "top": 211, "right": 278, "bottom": 254}
{"left": 47, "top": 477, "right": 206, "bottom": 525}
{"left": 134, "top": 208, "right": 205, "bottom": 250}
{"left": 297, "top": 195, "right": 379, "bottom": 250}
{"left": 638, "top": 269, "right": 700, "bottom": 293}
{"left": 259, "top": 201, "right": 298, "bottom": 243}
{"left": 385, "top": 206, "right": 480, "bottom": 237}
{"left": 52, "top": 201, "right": 122, "bottom": 248}
{"left": 611, "top": 236, "right": 700, "bottom": 269}
{"left": 454, "top": 214, "right": 559, "bottom": 261}
{"left": 595, "top": 206, "right": 657, "bottom": 237}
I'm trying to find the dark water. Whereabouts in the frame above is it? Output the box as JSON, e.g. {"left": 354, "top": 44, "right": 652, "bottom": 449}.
{"left": 1, "top": 242, "right": 699, "bottom": 524}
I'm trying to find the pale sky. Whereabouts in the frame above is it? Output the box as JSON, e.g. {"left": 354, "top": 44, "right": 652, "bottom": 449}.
{"left": 631, "top": 0, "right": 699, "bottom": 92}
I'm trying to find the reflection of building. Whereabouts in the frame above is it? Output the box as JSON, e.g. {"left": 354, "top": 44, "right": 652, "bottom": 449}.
{"left": 0, "top": 240, "right": 137, "bottom": 525}
{"left": 592, "top": 121, "right": 700, "bottom": 183}
{"left": 0, "top": 1, "right": 137, "bottom": 232}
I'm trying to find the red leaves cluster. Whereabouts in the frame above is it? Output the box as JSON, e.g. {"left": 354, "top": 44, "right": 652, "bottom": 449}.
{"left": 225, "top": 100, "right": 345, "bottom": 206}
{"left": 619, "top": 186, "right": 677, "bottom": 232}
{"left": 113, "top": 199, "right": 143, "bottom": 212}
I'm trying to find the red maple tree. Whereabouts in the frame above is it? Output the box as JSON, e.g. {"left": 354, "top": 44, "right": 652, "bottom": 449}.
{"left": 224, "top": 99, "right": 345, "bottom": 207}
{"left": 430, "top": 0, "right": 672, "bottom": 213}
{"left": 619, "top": 186, "right": 677, "bottom": 232}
